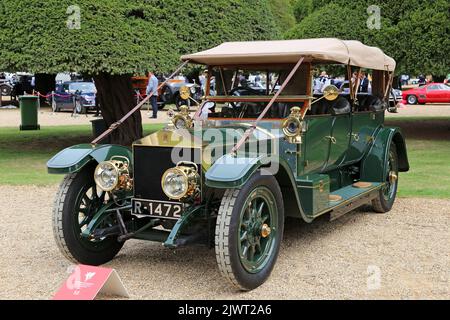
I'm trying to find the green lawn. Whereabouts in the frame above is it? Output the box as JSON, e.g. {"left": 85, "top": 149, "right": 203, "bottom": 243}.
{"left": 0, "top": 124, "right": 163, "bottom": 185}
{"left": 396, "top": 139, "right": 450, "bottom": 198}
{"left": 0, "top": 120, "right": 448, "bottom": 199}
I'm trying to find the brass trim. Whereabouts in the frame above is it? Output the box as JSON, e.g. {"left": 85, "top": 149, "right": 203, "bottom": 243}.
{"left": 261, "top": 224, "right": 271, "bottom": 238}
{"left": 329, "top": 194, "right": 343, "bottom": 202}
{"left": 311, "top": 183, "right": 385, "bottom": 218}
{"left": 353, "top": 181, "right": 373, "bottom": 188}
{"left": 297, "top": 182, "right": 330, "bottom": 189}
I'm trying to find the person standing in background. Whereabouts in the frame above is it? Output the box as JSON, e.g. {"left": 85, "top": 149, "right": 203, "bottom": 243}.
{"left": 146, "top": 72, "right": 159, "bottom": 119}
{"left": 359, "top": 71, "right": 369, "bottom": 93}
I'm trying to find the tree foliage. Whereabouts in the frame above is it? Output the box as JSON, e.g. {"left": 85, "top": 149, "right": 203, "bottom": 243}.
{"left": 0, "top": 0, "right": 280, "bottom": 75}
{"left": 267, "top": 0, "right": 296, "bottom": 33}
{"left": 288, "top": 0, "right": 450, "bottom": 76}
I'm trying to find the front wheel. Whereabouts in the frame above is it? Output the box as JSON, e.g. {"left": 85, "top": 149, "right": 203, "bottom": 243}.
{"left": 372, "top": 143, "right": 399, "bottom": 213}
{"left": 215, "top": 171, "right": 284, "bottom": 291}
{"left": 407, "top": 95, "right": 418, "bottom": 105}
{"left": 53, "top": 164, "right": 124, "bottom": 265}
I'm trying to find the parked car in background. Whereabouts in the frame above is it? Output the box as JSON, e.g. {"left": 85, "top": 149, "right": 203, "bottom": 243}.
{"left": 160, "top": 79, "right": 202, "bottom": 110}
{"left": 402, "top": 83, "right": 450, "bottom": 105}
{"left": 51, "top": 81, "right": 97, "bottom": 113}
{"left": 0, "top": 78, "right": 13, "bottom": 96}
{"left": 132, "top": 75, "right": 202, "bottom": 110}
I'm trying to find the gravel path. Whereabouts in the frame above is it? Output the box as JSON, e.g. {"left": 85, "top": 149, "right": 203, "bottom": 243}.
{"left": 0, "top": 185, "right": 448, "bottom": 300}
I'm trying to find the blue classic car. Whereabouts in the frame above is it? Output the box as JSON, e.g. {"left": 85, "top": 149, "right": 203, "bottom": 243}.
{"left": 51, "top": 81, "right": 97, "bottom": 113}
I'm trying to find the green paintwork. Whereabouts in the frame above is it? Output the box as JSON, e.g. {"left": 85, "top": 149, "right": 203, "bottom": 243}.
{"left": 81, "top": 201, "right": 119, "bottom": 239}
{"left": 346, "top": 112, "right": 382, "bottom": 163}
{"left": 330, "top": 182, "right": 382, "bottom": 204}
{"left": 47, "top": 143, "right": 132, "bottom": 174}
{"left": 163, "top": 205, "right": 204, "bottom": 248}
{"left": 360, "top": 127, "right": 409, "bottom": 182}
{"left": 19, "top": 95, "right": 40, "bottom": 130}
{"left": 296, "top": 174, "right": 330, "bottom": 217}
{"left": 205, "top": 154, "right": 265, "bottom": 188}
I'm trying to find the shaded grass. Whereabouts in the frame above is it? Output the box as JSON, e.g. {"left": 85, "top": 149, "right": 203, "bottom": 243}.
{"left": 0, "top": 124, "right": 163, "bottom": 185}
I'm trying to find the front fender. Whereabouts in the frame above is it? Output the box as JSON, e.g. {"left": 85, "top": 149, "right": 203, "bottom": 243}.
{"left": 360, "top": 127, "right": 409, "bottom": 182}
{"left": 47, "top": 144, "right": 132, "bottom": 174}
{"left": 205, "top": 154, "right": 267, "bottom": 188}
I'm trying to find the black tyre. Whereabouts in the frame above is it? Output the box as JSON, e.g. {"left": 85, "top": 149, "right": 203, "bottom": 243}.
{"left": 407, "top": 95, "right": 418, "bottom": 105}
{"left": 0, "top": 84, "right": 12, "bottom": 96}
{"left": 53, "top": 164, "right": 124, "bottom": 265}
{"left": 215, "top": 171, "right": 284, "bottom": 291}
{"left": 372, "top": 143, "right": 399, "bottom": 213}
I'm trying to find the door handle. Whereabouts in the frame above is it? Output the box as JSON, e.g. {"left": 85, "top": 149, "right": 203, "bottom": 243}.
{"left": 325, "top": 136, "right": 337, "bottom": 144}
{"left": 348, "top": 133, "right": 360, "bottom": 142}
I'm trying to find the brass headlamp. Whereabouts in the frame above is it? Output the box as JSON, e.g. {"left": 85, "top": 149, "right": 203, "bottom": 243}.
{"left": 161, "top": 161, "right": 200, "bottom": 201}
{"left": 94, "top": 156, "right": 133, "bottom": 192}
{"left": 282, "top": 107, "right": 303, "bottom": 144}
{"left": 172, "top": 105, "right": 193, "bottom": 129}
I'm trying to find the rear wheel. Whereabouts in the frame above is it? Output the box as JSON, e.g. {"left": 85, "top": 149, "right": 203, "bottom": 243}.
{"left": 215, "top": 172, "right": 284, "bottom": 291}
{"left": 53, "top": 164, "right": 123, "bottom": 265}
{"left": 0, "top": 84, "right": 12, "bottom": 96}
{"left": 407, "top": 95, "right": 418, "bottom": 105}
{"left": 372, "top": 143, "right": 398, "bottom": 213}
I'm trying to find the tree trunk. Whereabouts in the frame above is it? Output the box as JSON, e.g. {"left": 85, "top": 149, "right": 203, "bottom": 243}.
{"left": 93, "top": 73, "right": 143, "bottom": 146}
{"left": 35, "top": 73, "right": 56, "bottom": 105}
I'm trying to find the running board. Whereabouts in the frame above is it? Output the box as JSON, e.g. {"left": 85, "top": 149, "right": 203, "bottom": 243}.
{"left": 328, "top": 183, "right": 382, "bottom": 221}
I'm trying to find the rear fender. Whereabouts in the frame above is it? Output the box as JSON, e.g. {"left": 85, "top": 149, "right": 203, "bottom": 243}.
{"left": 47, "top": 143, "right": 132, "bottom": 174}
{"left": 360, "top": 127, "right": 409, "bottom": 182}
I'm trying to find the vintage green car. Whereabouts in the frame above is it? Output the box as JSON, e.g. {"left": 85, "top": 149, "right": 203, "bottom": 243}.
{"left": 48, "top": 38, "right": 409, "bottom": 291}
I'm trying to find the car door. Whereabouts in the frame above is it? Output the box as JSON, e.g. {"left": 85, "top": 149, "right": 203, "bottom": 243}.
{"left": 346, "top": 110, "right": 380, "bottom": 164}
{"left": 439, "top": 84, "right": 450, "bottom": 102}
{"left": 302, "top": 116, "right": 333, "bottom": 174}
{"left": 426, "top": 84, "right": 442, "bottom": 103}
{"left": 325, "top": 113, "right": 351, "bottom": 171}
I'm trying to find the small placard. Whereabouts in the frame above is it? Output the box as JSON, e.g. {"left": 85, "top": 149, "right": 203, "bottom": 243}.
{"left": 53, "top": 264, "right": 129, "bottom": 300}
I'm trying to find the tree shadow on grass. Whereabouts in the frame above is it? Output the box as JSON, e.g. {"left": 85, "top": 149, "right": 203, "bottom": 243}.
{"left": 385, "top": 119, "right": 450, "bottom": 140}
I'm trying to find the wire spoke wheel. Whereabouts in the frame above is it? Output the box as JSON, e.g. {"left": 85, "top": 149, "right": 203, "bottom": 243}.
{"left": 215, "top": 172, "right": 284, "bottom": 290}
{"left": 73, "top": 182, "right": 115, "bottom": 251}
{"left": 238, "top": 187, "right": 277, "bottom": 273}
{"left": 372, "top": 143, "right": 399, "bottom": 213}
{"left": 53, "top": 165, "right": 124, "bottom": 265}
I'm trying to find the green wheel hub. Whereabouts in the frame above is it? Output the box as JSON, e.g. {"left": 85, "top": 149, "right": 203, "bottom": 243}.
{"left": 383, "top": 148, "right": 398, "bottom": 201}
{"left": 238, "top": 186, "right": 278, "bottom": 273}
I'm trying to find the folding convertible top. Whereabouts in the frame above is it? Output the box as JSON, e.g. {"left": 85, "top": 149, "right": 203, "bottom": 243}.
{"left": 181, "top": 38, "right": 396, "bottom": 71}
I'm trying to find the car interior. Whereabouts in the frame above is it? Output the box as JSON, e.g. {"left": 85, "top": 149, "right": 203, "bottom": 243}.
{"left": 205, "top": 65, "right": 387, "bottom": 119}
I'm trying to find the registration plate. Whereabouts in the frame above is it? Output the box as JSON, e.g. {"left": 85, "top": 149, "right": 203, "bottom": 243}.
{"left": 132, "top": 199, "right": 183, "bottom": 220}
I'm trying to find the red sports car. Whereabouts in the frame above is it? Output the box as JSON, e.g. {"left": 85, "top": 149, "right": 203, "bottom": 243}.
{"left": 402, "top": 83, "right": 450, "bottom": 105}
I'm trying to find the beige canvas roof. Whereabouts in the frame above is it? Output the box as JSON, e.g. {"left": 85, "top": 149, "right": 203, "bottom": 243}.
{"left": 181, "top": 38, "right": 396, "bottom": 71}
